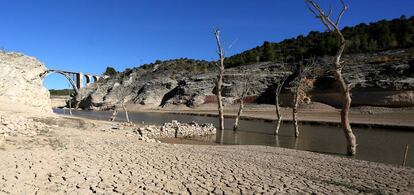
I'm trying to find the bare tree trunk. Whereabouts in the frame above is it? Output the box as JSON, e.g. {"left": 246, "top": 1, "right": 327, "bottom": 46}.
{"left": 214, "top": 30, "right": 225, "bottom": 131}
{"left": 292, "top": 90, "right": 300, "bottom": 137}
{"left": 274, "top": 77, "right": 287, "bottom": 135}
{"left": 306, "top": 0, "right": 356, "bottom": 155}
{"left": 216, "top": 70, "right": 224, "bottom": 131}
{"left": 233, "top": 97, "right": 244, "bottom": 131}
{"left": 68, "top": 99, "right": 73, "bottom": 116}
{"left": 110, "top": 106, "right": 118, "bottom": 122}
{"left": 122, "top": 103, "right": 130, "bottom": 123}
{"left": 274, "top": 90, "right": 282, "bottom": 135}
{"left": 335, "top": 41, "right": 356, "bottom": 155}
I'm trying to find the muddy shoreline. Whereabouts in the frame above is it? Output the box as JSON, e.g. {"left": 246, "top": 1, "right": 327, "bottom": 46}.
{"left": 121, "top": 103, "right": 414, "bottom": 130}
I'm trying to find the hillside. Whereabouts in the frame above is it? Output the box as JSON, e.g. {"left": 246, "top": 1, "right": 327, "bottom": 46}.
{"left": 227, "top": 15, "right": 414, "bottom": 67}
{"left": 76, "top": 48, "right": 414, "bottom": 110}
{"left": 73, "top": 16, "right": 414, "bottom": 110}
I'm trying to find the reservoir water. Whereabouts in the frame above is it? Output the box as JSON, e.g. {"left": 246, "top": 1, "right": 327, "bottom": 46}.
{"left": 54, "top": 109, "right": 414, "bottom": 167}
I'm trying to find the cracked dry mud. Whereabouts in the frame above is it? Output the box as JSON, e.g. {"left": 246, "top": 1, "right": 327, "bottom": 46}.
{"left": 0, "top": 118, "right": 413, "bottom": 194}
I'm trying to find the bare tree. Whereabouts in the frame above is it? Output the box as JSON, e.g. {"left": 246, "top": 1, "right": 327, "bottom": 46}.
{"left": 67, "top": 82, "right": 73, "bottom": 116}
{"left": 110, "top": 85, "right": 131, "bottom": 123}
{"left": 291, "top": 58, "right": 316, "bottom": 137}
{"left": 214, "top": 29, "right": 225, "bottom": 131}
{"left": 233, "top": 72, "right": 251, "bottom": 131}
{"left": 306, "top": 0, "right": 357, "bottom": 155}
{"left": 274, "top": 76, "right": 288, "bottom": 135}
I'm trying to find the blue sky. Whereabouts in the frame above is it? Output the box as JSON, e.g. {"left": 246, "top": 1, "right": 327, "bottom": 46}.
{"left": 0, "top": 0, "right": 413, "bottom": 89}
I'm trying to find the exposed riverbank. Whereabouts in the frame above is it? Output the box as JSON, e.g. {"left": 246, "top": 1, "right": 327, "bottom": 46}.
{"left": 125, "top": 103, "right": 414, "bottom": 130}
{"left": 1, "top": 115, "right": 413, "bottom": 194}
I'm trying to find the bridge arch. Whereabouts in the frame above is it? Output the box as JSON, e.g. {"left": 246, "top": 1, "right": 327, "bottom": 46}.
{"left": 84, "top": 74, "right": 91, "bottom": 86}
{"left": 41, "top": 70, "right": 80, "bottom": 95}
{"left": 92, "top": 75, "right": 99, "bottom": 83}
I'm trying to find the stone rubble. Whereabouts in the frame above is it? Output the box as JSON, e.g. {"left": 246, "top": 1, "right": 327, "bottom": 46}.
{"left": 0, "top": 113, "right": 51, "bottom": 136}
{"left": 134, "top": 120, "right": 216, "bottom": 140}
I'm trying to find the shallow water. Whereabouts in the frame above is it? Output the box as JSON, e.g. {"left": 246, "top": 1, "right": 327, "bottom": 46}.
{"left": 54, "top": 109, "right": 414, "bottom": 167}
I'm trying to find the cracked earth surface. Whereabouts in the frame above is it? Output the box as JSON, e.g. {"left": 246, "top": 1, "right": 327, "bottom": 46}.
{"left": 0, "top": 118, "right": 413, "bottom": 194}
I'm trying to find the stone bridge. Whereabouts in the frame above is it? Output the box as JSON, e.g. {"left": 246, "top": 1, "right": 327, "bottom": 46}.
{"left": 41, "top": 69, "right": 101, "bottom": 95}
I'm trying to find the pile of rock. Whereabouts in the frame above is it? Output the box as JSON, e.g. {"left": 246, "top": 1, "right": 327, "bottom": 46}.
{"left": 0, "top": 113, "right": 51, "bottom": 136}
{"left": 134, "top": 120, "right": 216, "bottom": 139}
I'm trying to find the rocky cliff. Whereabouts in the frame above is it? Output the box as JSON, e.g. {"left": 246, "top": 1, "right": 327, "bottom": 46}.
{"left": 0, "top": 51, "right": 52, "bottom": 113}
{"left": 78, "top": 48, "right": 414, "bottom": 109}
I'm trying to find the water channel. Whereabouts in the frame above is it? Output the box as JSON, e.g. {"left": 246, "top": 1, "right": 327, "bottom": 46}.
{"left": 54, "top": 109, "right": 414, "bottom": 167}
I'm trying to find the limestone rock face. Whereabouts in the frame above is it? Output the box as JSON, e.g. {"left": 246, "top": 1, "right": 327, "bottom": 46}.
{"left": 78, "top": 48, "right": 414, "bottom": 109}
{"left": 0, "top": 52, "right": 52, "bottom": 113}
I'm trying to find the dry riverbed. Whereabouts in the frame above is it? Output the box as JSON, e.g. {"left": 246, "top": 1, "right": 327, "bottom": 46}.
{"left": 0, "top": 115, "right": 413, "bottom": 194}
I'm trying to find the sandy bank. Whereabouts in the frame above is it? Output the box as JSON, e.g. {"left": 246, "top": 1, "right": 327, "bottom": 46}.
{"left": 0, "top": 115, "right": 413, "bottom": 194}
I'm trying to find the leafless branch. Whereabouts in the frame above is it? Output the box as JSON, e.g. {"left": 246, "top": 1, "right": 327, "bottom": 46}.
{"left": 336, "top": 0, "right": 349, "bottom": 26}
{"left": 305, "top": 0, "right": 348, "bottom": 34}
{"left": 214, "top": 29, "right": 224, "bottom": 61}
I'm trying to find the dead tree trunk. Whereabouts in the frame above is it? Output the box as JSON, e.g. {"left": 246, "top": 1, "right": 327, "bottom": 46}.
{"left": 336, "top": 43, "right": 357, "bottom": 155}
{"left": 122, "top": 103, "right": 130, "bottom": 123}
{"left": 292, "top": 89, "right": 300, "bottom": 137}
{"left": 291, "top": 59, "right": 315, "bottom": 138}
{"left": 214, "top": 30, "right": 225, "bottom": 131}
{"left": 274, "top": 88, "right": 282, "bottom": 135}
{"left": 274, "top": 77, "right": 287, "bottom": 135}
{"left": 306, "top": 0, "right": 357, "bottom": 155}
{"left": 110, "top": 106, "right": 118, "bottom": 122}
{"left": 68, "top": 99, "right": 73, "bottom": 116}
{"left": 233, "top": 97, "right": 244, "bottom": 131}
{"left": 233, "top": 73, "right": 250, "bottom": 131}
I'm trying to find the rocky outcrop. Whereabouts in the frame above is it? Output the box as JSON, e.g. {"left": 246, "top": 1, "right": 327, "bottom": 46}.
{"left": 78, "top": 48, "right": 414, "bottom": 109}
{"left": 134, "top": 120, "right": 216, "bottom": 139}
{"left": 0, "top": 52, "right": 52, "bottom": 113}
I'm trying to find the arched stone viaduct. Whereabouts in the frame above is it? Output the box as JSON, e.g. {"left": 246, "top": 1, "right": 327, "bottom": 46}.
{"left": 41, "top": 69, "right": 101, "bottom": 93}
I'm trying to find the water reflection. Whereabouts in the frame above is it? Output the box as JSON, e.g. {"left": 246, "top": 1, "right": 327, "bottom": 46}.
{"left": 54, "top": 109, "right": 414, "bottom": 167}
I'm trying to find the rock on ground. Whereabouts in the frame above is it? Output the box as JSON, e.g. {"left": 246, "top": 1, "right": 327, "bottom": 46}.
{"left": 134, "top": 120, "right": 216, "bottom": 139}
{"left": 0, "top": 51, "right": 51, "bottom": 113}
{"left": 0, "top": 112, "right": 51, "bottom": 136}
{"left": 0, "top": 117, "right": 413, "bottom": 194}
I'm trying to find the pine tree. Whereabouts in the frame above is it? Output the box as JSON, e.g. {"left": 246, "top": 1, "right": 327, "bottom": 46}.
{"left": 262, "top": 41, "right": 275, "bottom": 62}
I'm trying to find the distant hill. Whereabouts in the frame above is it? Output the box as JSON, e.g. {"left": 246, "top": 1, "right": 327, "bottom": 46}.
{"left": 125, "top": 15, "right": 413, "bottom": 72}
{"left": 226, "top": 15, "right": 414, "bottom": 67}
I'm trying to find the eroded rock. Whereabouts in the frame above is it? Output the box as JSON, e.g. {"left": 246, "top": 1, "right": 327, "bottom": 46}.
{"left": 78, "top": 49, "right": 414, "bottom": 109}
{"left": 0, "top": 51, "right": 52, "bottom": 113}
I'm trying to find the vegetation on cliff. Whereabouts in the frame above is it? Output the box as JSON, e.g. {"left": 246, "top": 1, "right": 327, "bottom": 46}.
{"left": 118, "top": 16, "right": 413, "bottom": 72}
{"left": 226, "top": 15, "right": 414, "bottom": 67}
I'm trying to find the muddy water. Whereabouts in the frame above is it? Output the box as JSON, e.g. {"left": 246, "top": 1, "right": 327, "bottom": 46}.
{"left": 54, "top": 109, "right": 414, "bottom": 167}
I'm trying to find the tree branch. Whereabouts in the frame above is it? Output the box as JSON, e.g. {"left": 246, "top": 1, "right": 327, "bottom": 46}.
{"left": 214, "top": 29, "right": 224, "bottom": 61}
{"left": 336, "top": 0, "right": 349, "bottom": 26}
